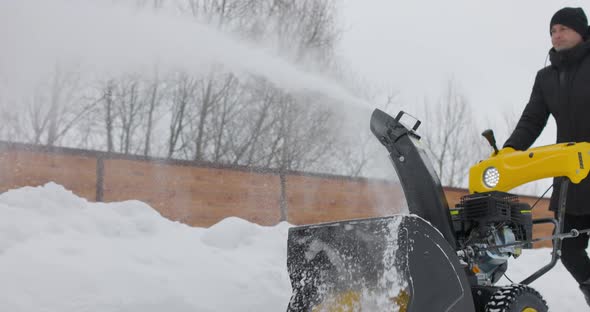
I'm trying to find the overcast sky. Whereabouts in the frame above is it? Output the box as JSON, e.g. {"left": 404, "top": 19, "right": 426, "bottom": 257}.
{"left": 338, "top": 0, "right": 589, "bottom": 146}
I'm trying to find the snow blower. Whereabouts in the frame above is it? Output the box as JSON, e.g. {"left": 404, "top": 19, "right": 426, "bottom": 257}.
{"left": 286, "top": 109, "right": 590, "bottom": 312}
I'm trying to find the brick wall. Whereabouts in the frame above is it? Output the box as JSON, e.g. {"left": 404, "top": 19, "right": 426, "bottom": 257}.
{"left": 0, "top": 142, "right": 553, "bottom": 247}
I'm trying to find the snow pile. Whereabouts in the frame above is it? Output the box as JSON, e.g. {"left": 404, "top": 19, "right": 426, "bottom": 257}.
{"left": 0, "top": 183, "right": 587, "bottom": 311}
{"left": 0, "top": 183, "right": 291, "bottom": 312}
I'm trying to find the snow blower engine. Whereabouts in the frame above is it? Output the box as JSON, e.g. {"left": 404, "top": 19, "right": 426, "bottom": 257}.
{"left": 286, "top": 109, "right": 590, "bottom": 312}
{"left": 451, "top": 191, "right": 533, "bottom": 287}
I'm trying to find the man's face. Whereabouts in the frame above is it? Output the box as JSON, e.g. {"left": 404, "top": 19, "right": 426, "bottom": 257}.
{"left": 551, "top": 24, "right": 584, "bottom": 51}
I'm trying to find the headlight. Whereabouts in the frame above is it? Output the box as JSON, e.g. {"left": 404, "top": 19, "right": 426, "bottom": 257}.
{"left": 483, "top": 166, "right": 500, "bottom": 188}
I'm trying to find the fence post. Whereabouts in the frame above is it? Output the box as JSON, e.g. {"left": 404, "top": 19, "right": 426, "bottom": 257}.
{"left": 96, "top": 155, "right": 104, "bottom": 202}
{"left": 279, "top": 170, "right": 288, "bottom": 222}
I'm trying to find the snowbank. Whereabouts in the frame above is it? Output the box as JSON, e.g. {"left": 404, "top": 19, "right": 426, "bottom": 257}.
{"left": 0, "top": 183, "right": 291, "bottom": 311}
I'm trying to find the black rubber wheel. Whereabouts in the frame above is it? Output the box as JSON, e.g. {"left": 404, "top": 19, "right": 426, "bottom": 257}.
{"left": 484, "top": 284, "right": 548, "bottom": 312}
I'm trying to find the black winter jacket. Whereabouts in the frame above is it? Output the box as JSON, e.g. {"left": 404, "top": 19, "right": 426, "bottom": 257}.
{"left": 504, "top": 40, "right": 590, "bottom": 215}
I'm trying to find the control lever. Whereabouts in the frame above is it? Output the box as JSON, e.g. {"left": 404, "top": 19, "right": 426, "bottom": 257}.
{"left": 482, "top": 129, "right": 499, "bottom": 155}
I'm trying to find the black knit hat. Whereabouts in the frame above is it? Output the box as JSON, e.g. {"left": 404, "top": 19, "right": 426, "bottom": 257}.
{"left": 550, "top": 7, "right": 589, "bottom": 38}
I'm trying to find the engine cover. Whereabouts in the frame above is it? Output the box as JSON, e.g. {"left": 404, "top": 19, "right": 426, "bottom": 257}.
{"left": 451, "top": 191, "right": 533, "bottom": 249}
{"left": 451, "top": 192, "right": 533, "bottom": 285}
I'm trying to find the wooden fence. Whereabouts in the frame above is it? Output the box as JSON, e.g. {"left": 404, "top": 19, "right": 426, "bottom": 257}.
{"left": 0, "top": 141, "right": 554, "bottom": 247}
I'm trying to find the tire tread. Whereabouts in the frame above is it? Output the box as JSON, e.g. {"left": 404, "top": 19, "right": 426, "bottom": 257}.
{"left": 484, "top": 284, "right": 548, "bottom": 312}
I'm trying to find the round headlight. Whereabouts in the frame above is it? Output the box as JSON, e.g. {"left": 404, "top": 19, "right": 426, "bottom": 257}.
{"left": 483, "top": 166, "right": 500, "bottom": 188}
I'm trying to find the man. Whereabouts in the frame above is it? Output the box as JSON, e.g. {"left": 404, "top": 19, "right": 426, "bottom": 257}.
{"left": 503, "top": 7, "right": 590, "bottom": 305}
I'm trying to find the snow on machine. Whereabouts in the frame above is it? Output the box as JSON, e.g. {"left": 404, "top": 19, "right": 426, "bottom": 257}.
{"left": 286, "top": 109, "right": 590, "bottom": 311}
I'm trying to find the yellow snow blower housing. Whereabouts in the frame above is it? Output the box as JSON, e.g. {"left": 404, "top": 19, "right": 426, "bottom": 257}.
{"left": 469, "top": 142, "right": 590, "bottom": 193}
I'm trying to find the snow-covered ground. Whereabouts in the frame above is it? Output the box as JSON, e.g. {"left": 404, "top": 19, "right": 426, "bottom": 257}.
{"left": 0, "top": 183, "right": 586, "bottom": 311}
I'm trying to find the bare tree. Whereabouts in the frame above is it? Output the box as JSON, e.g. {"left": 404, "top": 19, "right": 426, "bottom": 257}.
{"left": 167, "top": 73, "right": 197, "bottom": 158}
{"left": 273, "top": 0, "right": 340, "bottom": 65}
{"left": 257, "top": 92, "right": 336, "bottom": 171}
{"left": 23, "top": 66, "right": 95, "bottom": 146}
{"left": 177, "top": 0, "right": 341, "bottom": 66}
{"left": 182, "top": 0, "right": 241, "bottom": 28}
{"left": 100, "top": 79, "right": 117, "bottom": 153}
{"left": 420, "top": 79, "right": 486, "bottom": 187}
{"left": 111, "top": 76, "right": 143, "bottom": 154}
{"left": 189, "top": 72, "right": 236, "bottom": 161}
{"left": 227, "top": 80, "right": 278, "bottom": 166}
{"left": 0, "top": 105, "right": 24, "bottom": 142}
{"left": 208, "top": 74, "right": 242, "bottom": 162}
{"left": 332, "top": 92, "right": 398, "bottom": 177}
{"left": 143, "top": 70, "right": 164, "bottom": 156}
